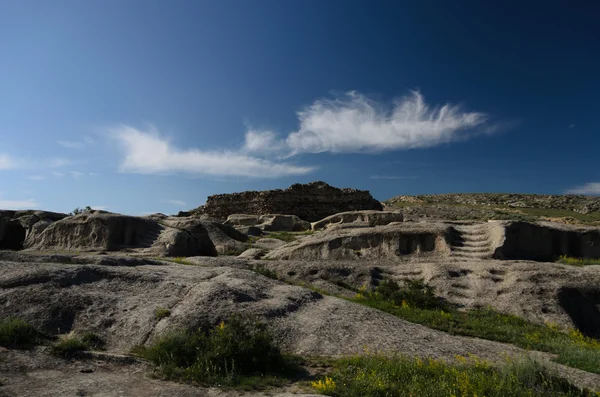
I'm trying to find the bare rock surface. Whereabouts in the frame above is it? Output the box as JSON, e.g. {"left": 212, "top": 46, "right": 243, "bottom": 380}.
{"left": 266, "top": 223, "right": 451, "bottom": 261}
{"left": 197, "top": 181, "right": 383, "bottom": 222}
{"left": 225, "top": 214, "right": 310, "bottom": 232}
{"left": 0, "top": 210, "right": 68, "bottom": 250}
{"left": 311, "top": 210, "right": 404, "bottom": 230}
{"left": 0, "top": 348, "right": 320, "bottom": 397}
{"left": 0, "top": 253, "right": 532, "bottom": 362}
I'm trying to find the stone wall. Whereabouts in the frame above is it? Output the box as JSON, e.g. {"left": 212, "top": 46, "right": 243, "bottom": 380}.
{"left": 199, "top": 181, "right": 383, "bottom": 222}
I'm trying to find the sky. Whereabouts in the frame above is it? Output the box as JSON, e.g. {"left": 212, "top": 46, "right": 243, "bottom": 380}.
{"left": 1, "top": 0, "right": 599, "bottom": 215}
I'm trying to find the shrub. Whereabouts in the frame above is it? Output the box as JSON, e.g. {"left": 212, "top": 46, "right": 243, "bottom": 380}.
{"left": 370, "top": 278, "right": 450, "bottom": 310}
{"left": 133, "top": 315, "right": 295, "bottom": 387}
{"left": 154, "top": 307, "right": 171, "bottom": 319}
{"left": 80, "top": 332, "right": 105, "bottom": 350}
{"left": 266, "top": 232, "right": 296, "bottom": 242}
{"left": 0, "top": 318, "right": 41, "bottom": 348}
{"left": 51, "top": 335, "right": 89, "bottom": 357}
{"left": 312, "top": 354, "right": 594, "bottom": 397}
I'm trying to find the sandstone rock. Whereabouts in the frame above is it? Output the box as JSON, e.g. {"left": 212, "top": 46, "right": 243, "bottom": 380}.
{"left": 266, "top": 223, "right": 450, "bottom": 261}
{"left": 312, "top": 210, "right": 404, "bottom": 230}
{"left": 224, "top": 214, "right": 261, "bottom": 227}
{"left": 0, "top": 210, "right": 68, "bottom": 250}
{"left": 236, "top": 226, "right": 263, "bottom": 236}
{"left": 254, "top": 237, "right": 288, "bottom": 250}
{"left": 238, "top": 248, "right": 265, "bottom": 259}
{"left": 258, "top": 214, "right": 311, "bottom": 232}
{"left": 25, "top": 212, "right": 220, "bottom": 257}
{"left": 492, "top": 221, "right": 600, "bottom": 261}
{"left": 197, "top": 181, "right": 383, "bottom": 222}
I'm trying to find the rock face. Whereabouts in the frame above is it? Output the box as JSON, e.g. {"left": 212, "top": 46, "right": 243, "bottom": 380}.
{"left": 24, "top": 211, "right": 249, "bottom": 257}
{"left": 492, "top": 221, "right": 600, "bottom": 261}
{"left": 311, "top": 210, "right": 404, "bottom": 230}
{"left": 266, "top": 223, "right": 451, "bottom": 261}
{"left": 266, "top": 220, "right": 600, "bottom": 262}
{"left": 199, "top": 181, "right": 383, "bottom": 222}
{"left": 0, "top": 210, "right": 68, "bottom": 249}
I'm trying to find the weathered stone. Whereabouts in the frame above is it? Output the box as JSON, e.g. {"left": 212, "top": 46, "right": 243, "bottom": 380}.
{"left": 196, "top": 181, "right": 383, "bottom": 222}
{"left": 312, "top": 210, "right": 404, "bottom": 230}
{"left": 223, "top": 214, "right": 260, "bottom": 227}
{"left": 258, "top": 214, "right": 311, "bottom": 232}
{"left": 237, "top": 248, "right": 265, "bottom": 259}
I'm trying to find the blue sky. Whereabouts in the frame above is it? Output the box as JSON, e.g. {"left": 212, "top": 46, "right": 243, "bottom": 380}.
{"left": 1, "top": 1, "right": 599, "bottom": 215}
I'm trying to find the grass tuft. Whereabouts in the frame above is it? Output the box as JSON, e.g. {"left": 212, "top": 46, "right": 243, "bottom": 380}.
{"left": 154, "top": 307, "right": 171, "bottom": 319}
{"left": 132, "top": 315, "right": 301, "bottom": 388}
{"left": 0, "top": 318, "right": 42, "bottom": 348}
{"left": 250, "top": 264, "right": 279, "bottom": 280}
{"left": 312, "top": 354, "right": 596, "bottom": 396}
{"left": 265, "top": 232, "right": 297, "bottom": 242}
{"left": 51, "top": 335, "right": 89, "bottom": 357}
{"left": 558, "top": 255, "right": 600, "bottom": 267}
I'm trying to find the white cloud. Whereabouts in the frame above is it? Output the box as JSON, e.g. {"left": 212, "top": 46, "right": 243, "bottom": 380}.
{"left": 242, "top": 129, "right": 287, "bottom": 156}
{"left": 0, "top": 194, "right": 39, "bottom": 209}
{"left": 569, "top": 124, "right": 576, "bottom": 129}
{"left": 52, "top": 171, "right": 66, "bottom": 177}
{"left": 0, "top": 154, "right": 16, "bottom": 170}
{"left": 165, "top": 199, "right": 186, "bottom": 206}
{"left": 242, "top": 91, "right": 489, "bottom": 157}
{"left": 565, "top": 182, "right": 600, "bottom": 195}
{"left": 369, "top": 175, "right": 418, "bottom": 180}
{"left": 284, "top": 91, "right": 487, "bottom": 154}
{"left": 90, "top": 206, "right": 107, "bottom": 211}
{"left": 68, "top": 171, "right": 84, "bottom": 179}
{"left": 27, "top": 175, "right": 46, "bottom": 181}
{"left": 112, "top": 126, "right": 315, "bottom": 178}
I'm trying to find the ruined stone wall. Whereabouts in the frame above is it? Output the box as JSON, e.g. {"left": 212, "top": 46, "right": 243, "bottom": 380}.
{"left": 200, "top": 181, "right": 383, "bottom": 222}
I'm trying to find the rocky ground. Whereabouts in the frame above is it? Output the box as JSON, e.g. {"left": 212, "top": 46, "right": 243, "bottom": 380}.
{"left": 1, "top": 187, "right": 600, "bottom": 396}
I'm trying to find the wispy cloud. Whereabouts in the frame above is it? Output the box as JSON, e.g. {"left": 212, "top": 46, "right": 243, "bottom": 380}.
{"left": 27, "top": 175, "right": 46, "bottom": 181}
{"left": 0, "top": 154, "right": 16, "bottom": 170}
{"left": 569, "top": 124, "right": 576, "bottom": 129}
{"left": 565, "top": 182, "right": 600, "bottom": 195}
{"left": 57, "top": 140, "right": 85, "bottom": 149}
{"left": 164, "top": 199, "right": 186, "bottom": 206}
{"left": 111, "top": 126, "right": 315, "bottom": 178}
{"left": 243, "top": 90, "right": 489, "bottom": 157}
{"left": 48, "top": 157, "right": 74, "bottom": 168}
{"left": 90, "top": 206, "right": 107, "bottom": 211}
{"left": 57, "top": 136, "right": 96, "bottom": 149}
{"left": 0, "top": 193, "right": 39, "bottom": 209}
{"left": 369, "top": 175, "right": 418, "bottom": 180}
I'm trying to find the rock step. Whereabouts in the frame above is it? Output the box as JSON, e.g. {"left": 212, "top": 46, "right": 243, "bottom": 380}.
{"left": 452, "top": 246, "right": 492, "bottom": 253}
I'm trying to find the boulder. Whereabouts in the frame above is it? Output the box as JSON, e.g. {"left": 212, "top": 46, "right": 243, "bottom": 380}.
{"left": 235, "top": 226, "right": 263, "bottom": 236}
{"left": 238, "top": 248, "right": 265, "bottom": 259}
{"left": 312, "top": 210, "right": 404, "bottom": 230}
{"left": 223, "top": 214, "right": 260, "bottom": 227}
{"left": 258, "top": 214, "right": 311, "bottom": 232}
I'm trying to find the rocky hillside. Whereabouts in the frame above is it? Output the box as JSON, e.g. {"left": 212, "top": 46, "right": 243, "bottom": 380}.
{"left": 387, "top": 193, "right": 600, "bottom": 213}
{"left": 385, "top": 193, "right": 600, "bottom": 224}
{"left": 185, "top": 181, "right": 383, "bottom": 222}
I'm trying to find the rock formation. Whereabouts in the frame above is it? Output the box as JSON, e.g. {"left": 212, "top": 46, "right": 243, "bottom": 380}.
{"left": 196, "top": 181, "right": 383, "bottom": 222}
{"left": 0, "top": 210, "right": 68, "bottom": 249}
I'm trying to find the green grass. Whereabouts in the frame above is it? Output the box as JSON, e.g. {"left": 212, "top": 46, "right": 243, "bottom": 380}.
{"left": 250, "top": 264, "right": 279, "bottom": 280}
{"left": 132, "top": 315, "right": 302, "bottom": 389}
{"left": 265, "top": 232, "right": 297, "bottom": 242}
{"left": 51, "top": 332, "right": 104, "bottom": 357}
{"left": 0, "top": 318, "right": 42, "bottom": 348}
{"left": 558, "top": 255, "right": 600, "bottom": 267}
{"left": 311, "top": 354, "right": 598, "bottom": 396}
{"left": 352, "top": 280, "right": 600, "bottom": 374}
{"left": 154, "top": 307, "right": 171, "bottom": 319}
